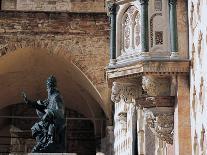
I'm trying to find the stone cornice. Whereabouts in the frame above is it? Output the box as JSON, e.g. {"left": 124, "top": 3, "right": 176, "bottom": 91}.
{"left": 108, "top": 0, "right": 136, "bottom": 5}
{"left": 106, "top": 60, "right": 190, "bottom": 81}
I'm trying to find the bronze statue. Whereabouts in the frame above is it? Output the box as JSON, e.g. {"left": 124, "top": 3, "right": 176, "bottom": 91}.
{"left": 22, "top": 75, "right": 65, "bottom": 153}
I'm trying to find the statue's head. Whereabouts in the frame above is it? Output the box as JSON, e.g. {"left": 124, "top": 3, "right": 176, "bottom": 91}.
{"left": 46, "top": 75, "right": 57, "bottom": 90}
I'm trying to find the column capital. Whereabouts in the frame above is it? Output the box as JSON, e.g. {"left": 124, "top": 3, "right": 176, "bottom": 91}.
{"left": 144, "top": 107, "right": 174, "bottom": 144}
{"left": 139, "top": 0, "right": 149, "bottom": 5}
{"left": 111, "top": 82, "right": 140, "bottom": 104}
{"left": 106, "top": 1, "right": 117, "bottom": 16}
{"left": 169, "top": 0, "right": 177, "bottom": 5}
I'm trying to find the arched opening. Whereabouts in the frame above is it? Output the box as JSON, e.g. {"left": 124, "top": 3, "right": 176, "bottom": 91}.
{"left": 0, "top": 48, "right": 107, "bottom": 154}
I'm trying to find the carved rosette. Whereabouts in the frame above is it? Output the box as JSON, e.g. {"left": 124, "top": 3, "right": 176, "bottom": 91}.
{"left": 144, "top": 107, "right": 174, "bottom": 144}
{"left": 142, "top": 76, "right": 171, "bottom": 96}
{"left": 111, "top": 82, "right": 140, "bottom": 104}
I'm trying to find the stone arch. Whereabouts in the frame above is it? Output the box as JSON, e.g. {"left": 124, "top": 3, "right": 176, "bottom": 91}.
{"left": 0, "top": 47, "right": 108, "bottom": 125}
{"left": 0, "top": 46, "right": 108, "bottom": 153}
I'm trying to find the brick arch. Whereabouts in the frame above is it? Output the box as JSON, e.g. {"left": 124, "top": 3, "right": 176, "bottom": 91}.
{"left": 0, "top": 46, "right": 109, "bottom": 119}
{"left": 0, "top": 38, "right": 105, "bottom": 87}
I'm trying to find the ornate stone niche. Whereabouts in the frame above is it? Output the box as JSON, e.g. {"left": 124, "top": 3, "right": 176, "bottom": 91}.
{"left": 116, "top": 3, "right": 142, "bottom": 65}
{"left": 144, "top": 107, "right": 174, "bottom": 144}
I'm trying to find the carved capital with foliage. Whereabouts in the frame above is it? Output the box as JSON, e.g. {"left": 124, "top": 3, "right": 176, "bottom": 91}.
{"left": 144, "top": 107, "right": 174, "bottom": 144}
{"left": 169, "top": 0, "right": 177, "bottom": 5}
{"left": 142, "top": 76, "right": 171, "bottom": 96}
{"left": 111, "top": 82, "right": 140, "bottom": 104}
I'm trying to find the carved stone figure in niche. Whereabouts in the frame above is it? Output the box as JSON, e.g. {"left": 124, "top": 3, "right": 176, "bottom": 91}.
{"left": 22, "top": 75, "right": 65, "bottom": 153}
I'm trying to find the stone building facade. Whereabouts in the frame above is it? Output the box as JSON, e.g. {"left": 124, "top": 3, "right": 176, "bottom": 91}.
{"left": 106, "top": 0, "right": 195, "bottom": 155}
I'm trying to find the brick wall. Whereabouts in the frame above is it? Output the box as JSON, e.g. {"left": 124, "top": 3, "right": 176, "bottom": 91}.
{"left": 1, "top": 0, "right": 105, "bottom": 12}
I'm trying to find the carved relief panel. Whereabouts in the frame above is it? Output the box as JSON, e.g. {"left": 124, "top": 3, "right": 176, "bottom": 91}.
{"left": 121, "top": 5, "right": 141, "bottom": 55}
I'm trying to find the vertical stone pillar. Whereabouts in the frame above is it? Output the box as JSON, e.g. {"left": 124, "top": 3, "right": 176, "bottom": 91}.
{"left": 174, "top": 75, "right": 192, "bottom": 155}
{"left": 139, "top": 0, "right": 150, "bottom": 58}
{"left": 107, "top": 2, "right": 117, "bottom": 66}
{"left": 169, "top": 0, "right": 179, "bottom": 58}
{"left": 111, "top": 81, "right": 139, "bottom": 155}
{"left": 137, "top": 107, "right": 145, "bottom": 155}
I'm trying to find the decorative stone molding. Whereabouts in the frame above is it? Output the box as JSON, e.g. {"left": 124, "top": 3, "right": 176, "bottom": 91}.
{"left": 170, "top": 51, "right": 180, "bottom": 59}
{"left": 144, "top": 107, "right": 174, "bottom": 144}
{"left": 142, "top": 76, "right": 171, "bottom": 96}
{"left": 111, "top": 82, "right": 140, "bottom": 103}
{"left": 106, "top": 61, "right": 190, "bottom": 80}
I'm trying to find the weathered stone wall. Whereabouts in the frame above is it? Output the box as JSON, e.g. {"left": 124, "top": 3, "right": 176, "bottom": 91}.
{"left": 189, "top": 0, "right": 207, "bottom": 155}
{"left": 1, "top": 0, "right": 105, "bottom": 12}
{"left": 0, "top": 11, "right": 110, "bottom": 113}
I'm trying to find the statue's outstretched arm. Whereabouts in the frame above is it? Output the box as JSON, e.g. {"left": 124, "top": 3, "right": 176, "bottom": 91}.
{"left": 21, "top": 92, "right": 46, "bottom": 114}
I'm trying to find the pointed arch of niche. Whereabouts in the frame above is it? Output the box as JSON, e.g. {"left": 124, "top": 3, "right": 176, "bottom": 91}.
{"left": 116, "top": 3, "right": 141, "bottom": 58}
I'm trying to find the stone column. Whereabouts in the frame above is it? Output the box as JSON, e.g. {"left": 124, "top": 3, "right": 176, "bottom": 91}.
{"left": 174, "top": 75, "right": 192, "bottom": 155}
{"left": 139, "top": 0, "right": 150, "bottom": 58}
{"left": 107, "top": 2, "right": 117, "bottom": 66}
{"left": 169, "top": 0, "right": 179, "bottom": 59}
{"left": 137, "top": 107, "right": 145, "bottom": 155}
{"left": 111, "top": 81, "right": 140, "bottom": 155}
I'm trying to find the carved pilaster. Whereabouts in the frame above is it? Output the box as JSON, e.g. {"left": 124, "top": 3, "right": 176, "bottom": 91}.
{"left": 111, "top": 82, "right": 140, "bottom": 104}
{"left": 144, "top": 107, "right": 174, "bottom": 144}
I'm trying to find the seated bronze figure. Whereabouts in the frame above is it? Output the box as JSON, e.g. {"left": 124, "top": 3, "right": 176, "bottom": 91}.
{"left": 22, "top": 75, "right": 65, "bottom": 153}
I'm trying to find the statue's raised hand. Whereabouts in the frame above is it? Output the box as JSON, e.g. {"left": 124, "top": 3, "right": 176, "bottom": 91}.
{"left": 21, "top": 91, "right": 29, "bottom": 104}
